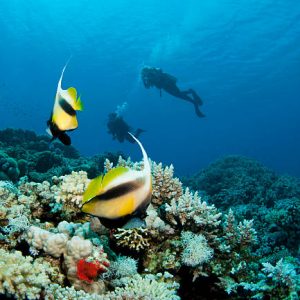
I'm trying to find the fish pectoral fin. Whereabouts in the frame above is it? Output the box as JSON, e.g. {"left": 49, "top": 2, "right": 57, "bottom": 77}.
{"left": 67, "top": 87, "right": 77, "bottom": 102}
{"left": 67, "top": 87, "right": 83, "bottom": 111}
{"left": 75, "top": 95, "right": 84, "bottom": 111}
{"left": 82, "top": 174, "right": 104, "bottom": 204}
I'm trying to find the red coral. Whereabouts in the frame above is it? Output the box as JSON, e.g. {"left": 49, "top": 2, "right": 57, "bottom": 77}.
{"left": 76, "top": 259, "right": 109, "bottom": 283}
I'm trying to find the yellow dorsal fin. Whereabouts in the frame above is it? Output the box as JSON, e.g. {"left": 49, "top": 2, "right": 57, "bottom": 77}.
{"left": 82, "top": 174, "right": 103, "bottom": 204}
{"left": 102, "top": 166, "right": 130, "bottom": 189}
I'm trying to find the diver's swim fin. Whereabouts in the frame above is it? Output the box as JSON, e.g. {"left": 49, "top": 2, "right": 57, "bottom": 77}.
{"left": 135, "top": 128, "right": 146, "bottom": 139}
{"left": 194, "top": 103, "right": 205, "bottom": 118}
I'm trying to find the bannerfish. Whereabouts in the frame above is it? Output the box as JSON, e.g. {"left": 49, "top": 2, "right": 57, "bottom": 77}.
{"left": 46, "top": 63, "right": 83, "bottom": 145}
{"left": 82, "top": 133, "right": 152, "bottom": 228}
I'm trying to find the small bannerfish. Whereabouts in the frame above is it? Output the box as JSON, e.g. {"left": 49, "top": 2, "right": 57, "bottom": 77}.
{"left": 46, "top": 63, "right": 83, "bottom": 145}
{"left": 82, "top": 133, "right": 152, "bottom": 228}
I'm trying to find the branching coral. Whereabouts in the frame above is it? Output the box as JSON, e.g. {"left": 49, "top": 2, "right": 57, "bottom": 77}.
{"left": 165, "top": 188, "right": 222, "bottom": 238}
{"left": 240, "top": 258, "right": 300, "bottom": 299}
{"left": 111, "top": 272, "right": 180, "bottom": 300}
{"left": 0, "top": 249, "right": 54, "bottom": 300}
{"left": 145, "top": 204, "right": 175, "bottom": 234}
{"left": 51, "top": 171, "right": 90, "bottom": 208}
{"left": 108, "top": 255, "right": 138, "bottom": 280}
{"left": 113, "top": 227, "right": 151, "bottom": 252}
{"left": 180, "top": 231, "right": 214, "bottom": 268}
{"left": 45, "top": 284, "right": 104, "bottom": 300}
{"left": 151, "top": 162, "right": 183, "bottom": 206}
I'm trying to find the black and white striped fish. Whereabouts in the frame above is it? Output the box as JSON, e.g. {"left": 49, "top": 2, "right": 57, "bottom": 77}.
{"left": 82, "top": 133, "right": 152, "bottom": 228}
{"left": 46, "top": 63, "right": 83, "bottom": 145}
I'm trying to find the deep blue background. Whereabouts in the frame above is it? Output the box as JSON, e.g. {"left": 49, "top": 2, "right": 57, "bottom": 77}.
{"left": 0, "top": 0, "right": 299, "bottom": 176}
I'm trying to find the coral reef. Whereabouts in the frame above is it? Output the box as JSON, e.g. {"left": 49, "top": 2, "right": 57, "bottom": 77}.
{"left": 183, "top": 155, "right": 300, "bottom": 256}
{"left": 0, "top": 128, "right": 122, "bottom": 182}
{"left": 0, "top": 131, "right": 300, "bottom": 300}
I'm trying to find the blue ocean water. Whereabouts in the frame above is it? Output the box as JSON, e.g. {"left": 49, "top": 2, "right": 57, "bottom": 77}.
{"left": 0, "top": 0, "right": 299, "bottom": 177}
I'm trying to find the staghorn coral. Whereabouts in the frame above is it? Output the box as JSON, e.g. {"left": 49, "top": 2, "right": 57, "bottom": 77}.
{"left": 45, "top": 284, "right": 105, "bottom": 300}
{"left": 165, "top": 187, "right": 222, "bottom": 238}
{"left": 0, "top": 249, "right": 54, "bottom": 300}
{"left": 113, "top": 227, "right": 151, "bottom": 252}
{"left": 240, "top": 258, "right": 300, "bottom": 299}
{"left": 111, "top": 272, "right": 180, "bottom": 300}
{"left": 151, "top": 162, "right": 183, "bottom": 206}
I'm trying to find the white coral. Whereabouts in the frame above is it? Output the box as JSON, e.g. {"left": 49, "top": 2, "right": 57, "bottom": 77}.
{"left": 111, "top": 272, "right": 180, "bottom": 300}
{"left": 145, "top": 204, "right": 175, "bottom": 234}
{"left": 151, "top": 162, "right": 183, "bottom": 206}
{"left": 51, "top": 171, "right": 90, "bottom": 207}
{"left": 165, "top": 188, "right": 222, "bottom": 230}
{"left": 181, "top": 231, "right": 214, "bottom": 267}
{"left": 0, "top": 249, "right": 52, "bottom": 300}
{"left": 27, "top": 226, "right": 68, "bottom": 258}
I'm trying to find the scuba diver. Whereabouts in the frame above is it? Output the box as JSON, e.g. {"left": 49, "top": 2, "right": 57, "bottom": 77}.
{"left": 107, "top": 112, "right": 145, "bottom": 143}
{"left": 141, "top": 66, "right": 205, "bottom": 118}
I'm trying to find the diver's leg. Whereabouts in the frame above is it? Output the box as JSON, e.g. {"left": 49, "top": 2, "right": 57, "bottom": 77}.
{"left": 181, "top": 89, "right": 205, "bottom": 118}
{"left": 187, "top": 89, "right": 203, "bottom": 105}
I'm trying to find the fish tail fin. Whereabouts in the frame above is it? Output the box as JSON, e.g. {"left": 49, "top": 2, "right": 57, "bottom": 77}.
{"left": 128, "top": 132, "right": 151, "bottom": 175}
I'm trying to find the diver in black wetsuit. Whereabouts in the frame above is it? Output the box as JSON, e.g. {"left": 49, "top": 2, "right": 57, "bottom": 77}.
{"left": 107, "top": 112, "right": 145, "bottom": 143}
{"left": 141, "top": 66, "right": 205, "bottom": 118}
